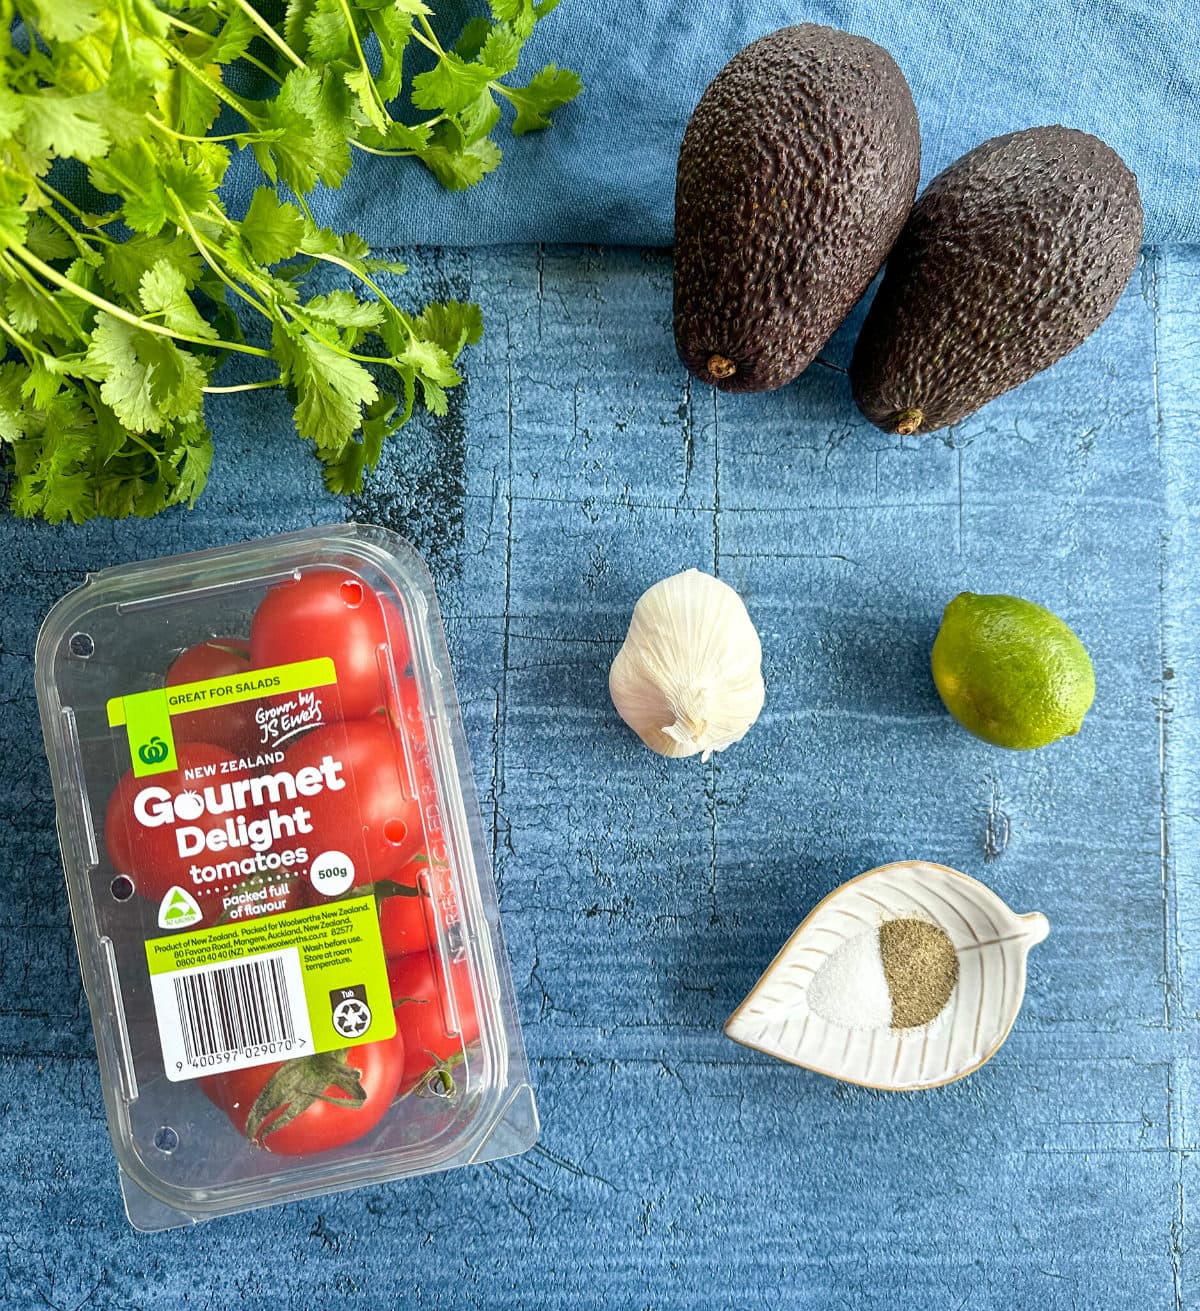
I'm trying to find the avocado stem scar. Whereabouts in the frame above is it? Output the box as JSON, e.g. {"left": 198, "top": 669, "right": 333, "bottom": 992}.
{"left": 892, "top": 407, "right": 924, "bottom": 435}
{"left": 707, "top": 354, "right": 736, "bottom": 379}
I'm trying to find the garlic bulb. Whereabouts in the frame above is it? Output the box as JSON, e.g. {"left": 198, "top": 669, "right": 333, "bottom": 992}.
{"left": 608, "top": 569, "right": 765, "bottom": 760}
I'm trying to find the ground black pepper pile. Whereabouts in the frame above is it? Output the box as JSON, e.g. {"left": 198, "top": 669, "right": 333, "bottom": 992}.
{"left": 879, "top": 918, "right": 959, "bottom": 1028}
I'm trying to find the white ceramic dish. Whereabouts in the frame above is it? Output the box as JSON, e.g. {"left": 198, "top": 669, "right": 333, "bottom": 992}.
{"left": 724, "top": 860, "right": 1048, "bottom": 1091}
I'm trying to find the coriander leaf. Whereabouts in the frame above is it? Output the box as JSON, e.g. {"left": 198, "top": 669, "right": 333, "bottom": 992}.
{"left": 479, "top": 24, "right": 523, "bottom": 76}
{"left": 83, "top": 314, "right": 207, "bottom": 431}
{"left": 411, "top": 53, "right": 494, "bottom": 115}
{"left": 301, "top": 289, "right": 386, "bottom": 329}
{"left": 139, "top": 260, "right": 218, "bottom": 339}
{"left": 203, "top": 10, "right": 259, "bottom": 65}
{"left": 116, "top": 183, "right": 169, "bottom": 236}
{"left": 8, "top": 385, "right": 101, "bottom": 524}
{"left": 455, "top": 17, "right": 492, "bottom": 62}
{"left": 0, "top": 89, "right": 26, "bottom": 138}
{"left": 297, "top": 219, "right": 372, "bottom": 263}
{"left": 365, "top": 4, "right": 413, "bottom": 101}
{"left": 273, "top": 322, "right": 378, "bottom": 451}
{"left": 242, "top": 187, "right": 305, "bottom": 266}
{"left": 304, "top": 0, "right": 353, "bottom": 63}
{"left": 397, "top": 336, "right": 460, "bottom": 386}
{"left": 362, "top": 255, "right": 409, "bottom": 276}
{"left": 284, "top": 0, "right": 319, "bottom": 52}
{"left": 420, "top": 136, "right": 502, "bottom": 190}
{"left": 257, "top": 67, "right": 352, "bottom": 192}
{"left": 12, "top": 446, "right": 95, "bottom": 522}
{"left": 457, "top": 91, "right": 501, "bottom": 144}
{"left": 0, "top": 363, "right": 30, "bottom": 442}
{"left": 488, "top": 0, "right": 536, "bottom": 39}
{"left": 414, "top": 300, "right": 485, "bottom": 358}
{"left": 506, "top": 64, "right": 583, "bottom": 134}
{"left": 21, "top": 0, "right": 103, "bottom": 43}
{"left": 5, "top": 278, "right": 65, "bottom": 336}
{"left": 21, "top": 355, "right": 68, "bottom": 408}
{"left": 345, "top": 67, "right": 388, "bottom": 134}
{"left": 21, "top": 93, "right": 110, "bottom": 161}
{"left": 0, "top": 200, "right": 28, "bottom": 253}
{"left": 24, "top": 213, "right": 77, "bottom": 262}
{"left": 375, "top": 119, "right": 433, "bottom": 152}
{"left": 320, "top": 394, "right": 396, "bottom": 494}
{"left": 419, "top": 378, "right": 447, "bottom": 413}
{"left": 99, "top": 233, "right": 203, "bottom": 297}
{"left": 168, "top": 422, "right": 214, "bottom": 507}
{"left": 165, "top": 65, "right": 221, "bottom": 139}
{"left": 99, "top": 142, "right": 227, "bottom": 236}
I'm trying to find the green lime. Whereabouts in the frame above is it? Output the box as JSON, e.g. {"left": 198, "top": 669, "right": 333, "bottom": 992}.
{"left": 931, "top": 593, "right": 1095, "bottom": 750}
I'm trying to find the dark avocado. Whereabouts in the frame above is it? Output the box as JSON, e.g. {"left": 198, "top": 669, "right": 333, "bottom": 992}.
{"left": 850, "top": 126, "right": 1143, "bottom": 434}
{"left": 673, "top": 25, "right": 921, "bottom": 393}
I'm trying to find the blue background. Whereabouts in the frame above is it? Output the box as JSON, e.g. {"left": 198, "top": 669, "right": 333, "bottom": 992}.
{"left": 5, "top": 3, "right": 1200, "bottom": 1307}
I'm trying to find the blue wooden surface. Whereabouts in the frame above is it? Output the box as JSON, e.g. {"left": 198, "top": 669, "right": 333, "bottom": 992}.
{"left": 2, "top": 244, "right": 1198, "bottom": 1309}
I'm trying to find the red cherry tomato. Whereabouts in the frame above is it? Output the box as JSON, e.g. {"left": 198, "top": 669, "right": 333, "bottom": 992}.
{"left": 387, "top": 950, "right": 480, "bottom": 1096}
{"left": 377, "top": 861, "right": 435, "bottom": 959}
{"left": 381, "top": 596, "right": 414, "bottom": 677}
{"left": 385, "top": 677, "right": 461, "bottom": 941}
{"left": 166, "top": 638, "right": 260, "bottom": 757}
{"left": 201, "top": 1031, "right": 405, "bottom": 1154}
{"left": 300, "top": 853, "right": 434, "bottom": 959}
{"left": 284, "top": 718, "right": 425, "bottom": 893}
{"left": 391, "top": 674, "right": 427, "bottom": 751}
{"left": 250, "top": 570, "right": 405, "bottom": 722}
{"left": 104, "top": 743, "right": 236, "bottom": 905}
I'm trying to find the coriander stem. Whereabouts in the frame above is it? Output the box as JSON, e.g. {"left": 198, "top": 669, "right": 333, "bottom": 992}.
{"left": 162, "top": 12, "right": 285, "bottom": 83}
{"left": 224, "top": 0, "right": 306, "bottom": 70}
{"left": 145, "top": 114, "right": 249, "bottom": 145}
{"left": 415, "top": 15, "right": 446, "bottom": 57}
{"left": 34, "top": 203, "right": 112, "bottom": 260}
{"left": 336, "top": 0, "right": 392, "bottom": 123}
{"left": 306, "top": 250, "right": 413, "bottom": 337}
{"left": 35, "top": 181, "right": 118, "bottom": 229}
{"left": 203, "top": 379, "right": 282, "bottom": 393}
{"left": 201, "top": 203, "right": 292, "bottom": 300}
{"left": 148, "top": 32, "right": 259, "bottom": 124}
{"left": 8, "top": 246, "right": 274, "bottom": 358}
{"left": 350, "top": 140, "right": 419, "bottom": 158}
{"left": 409, "top": 29, "right": 442, "bottom": 58}
{"left": 170, "top": 197, "right": 276, "bottom": 320}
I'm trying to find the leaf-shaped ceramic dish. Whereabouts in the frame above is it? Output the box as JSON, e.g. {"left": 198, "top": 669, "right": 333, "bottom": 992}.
{"left": 724, "top": 860, "right": 1048, "bottom": 1091}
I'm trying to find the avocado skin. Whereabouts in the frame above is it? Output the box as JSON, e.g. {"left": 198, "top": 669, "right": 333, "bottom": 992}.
{"left": 673, "top": 25, "right": 920, "bottom": 393}
{"left": 850, "top": 126, "right": 1143, "bottom": 434}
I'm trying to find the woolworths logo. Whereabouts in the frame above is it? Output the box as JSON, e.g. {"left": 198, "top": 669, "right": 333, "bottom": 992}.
{"left": 138, "top": 735, "right": 171, "bottom": 766}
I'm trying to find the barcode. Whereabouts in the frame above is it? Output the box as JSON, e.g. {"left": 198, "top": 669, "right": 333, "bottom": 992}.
{"left": 175, "top": 955, "right": 293, "bottom": 1063}
{"left": 151, "top": 947, "right": 314, "bottom": 1081}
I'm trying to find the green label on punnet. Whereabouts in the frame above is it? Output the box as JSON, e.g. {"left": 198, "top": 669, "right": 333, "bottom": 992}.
{"left": 146, "top": 895, "right": 394, "bottom": 1082}
{"left": 120, "top": 688, "right": 179, "bottom": 777}
{"left": 108, "top": 656, "right": 337, "bottom": 776}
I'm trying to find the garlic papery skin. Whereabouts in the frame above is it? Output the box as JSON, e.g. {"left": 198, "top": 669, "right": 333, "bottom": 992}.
{"left": 608, "top": 569, "right": 765, "bottom": 761}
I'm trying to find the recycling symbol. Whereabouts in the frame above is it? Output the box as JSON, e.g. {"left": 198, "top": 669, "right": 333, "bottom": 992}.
{"left": 331, "top": 996, "right": 372, "bottom": 1039}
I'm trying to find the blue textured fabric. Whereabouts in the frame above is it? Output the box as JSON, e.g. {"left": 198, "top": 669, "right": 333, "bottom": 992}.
{"left": 2, "top": 243, "right": 1199, "bottom": 1306}
{"left": 239, "top": 0, "right": 1200, "bottom": 247}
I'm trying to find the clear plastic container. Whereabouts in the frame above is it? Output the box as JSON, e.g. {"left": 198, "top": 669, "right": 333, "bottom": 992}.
{"left": 34, "top": 524, "right": 537, "bottom": 1230}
